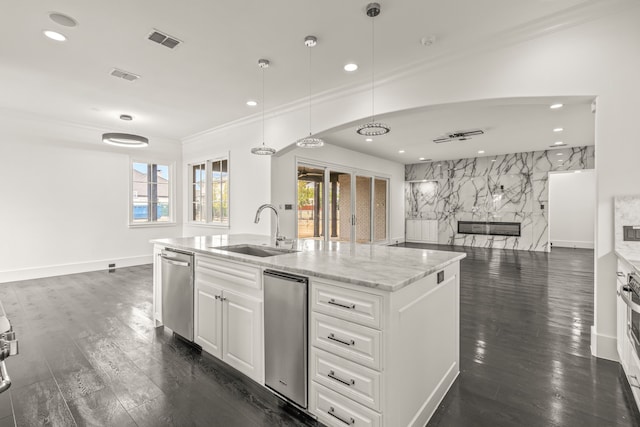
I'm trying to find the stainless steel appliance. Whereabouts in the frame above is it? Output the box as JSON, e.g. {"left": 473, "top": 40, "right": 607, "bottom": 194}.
{"left": 161, "top": 249, "right": 194, "bottom": 341}
{"left": 264, "top": 269, "right": 308, "bottom": 408}
{"left": 0, "top": 301, "right": 18, "bottom": 394}
{"left": 622, "top": 272, "right": 640, "bottom": 357}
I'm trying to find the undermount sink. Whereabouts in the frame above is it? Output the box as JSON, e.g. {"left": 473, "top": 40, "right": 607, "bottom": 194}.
{"left": 211, "top": 244, "right": 298, "bottom": 258}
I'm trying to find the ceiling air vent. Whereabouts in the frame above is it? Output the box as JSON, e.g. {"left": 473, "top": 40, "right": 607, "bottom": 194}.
{"left": 147, "top": 29, "right": 182, "bottom": 49}
{"left": 433, "top": 129, "right": 484, "bottom": 143}
{"left": 110, "top": 68, "right": 140, "bottom": 82}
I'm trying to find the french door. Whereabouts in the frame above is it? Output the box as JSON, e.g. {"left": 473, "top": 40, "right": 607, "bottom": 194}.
{"left": 297, "top": 161, "right": 389, "bottom": 244}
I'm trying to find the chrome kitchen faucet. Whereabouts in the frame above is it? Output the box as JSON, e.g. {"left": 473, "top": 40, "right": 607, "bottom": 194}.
{"left": 254, "top": 204, "right": 285, "bottom": 246}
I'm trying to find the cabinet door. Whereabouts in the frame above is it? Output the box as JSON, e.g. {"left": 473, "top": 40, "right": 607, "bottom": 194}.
{"left": 420, "top": 220, "right": 431, "bottom": 242}
{"left": 222, "top": 290, "right": 264, "bottom": 383}
{"left": 406, "top": 220, "right": 419, "bottom": 241}
{"left": 194, "top": 282, "right": 223, "bottom": 359}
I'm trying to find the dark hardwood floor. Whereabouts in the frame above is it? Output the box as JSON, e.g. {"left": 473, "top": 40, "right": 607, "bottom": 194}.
{"left": 0, "top": 245, "right": 638, "bottom": 426}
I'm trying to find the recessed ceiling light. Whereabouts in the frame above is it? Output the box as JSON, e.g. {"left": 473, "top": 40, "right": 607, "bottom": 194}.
{"left": 478, "top": 150, "right": 485, "bottom": 154}
{"left": 119, "top": 114, "right": 133, "bottom": 121}
{"left": 558, "top": 159, "right": 564, "bottom": 162}
{"left": 398, "top": 150, "right": 405, "bottom": 153}
{"left": 554, "top": 141, "right": 564, "bottom": 145}
{"left": 419, "top": 157, "right": 425, "bottom": 161}
{"left": 246, "top": 100, "right": 257, "bottom": 107}
{"left": 550, "top": 103, "right": 564, "bottom": 109}
{"left": 49, "top": 12, "right": 78, "bottom": 27}
{"left": 556, "top": 152, "right": 563, "bottom": 156}
{"left": 365, "top": 138, "right": 373, "bottom": 142}
{"left": 553, "top": 128, "right": 564, "bottom": 132}
{"left": 344, "top": 63, "right": 358, "bottom": 72}
{"left": 43, "top": 30, "right": 66, "bottom": 41}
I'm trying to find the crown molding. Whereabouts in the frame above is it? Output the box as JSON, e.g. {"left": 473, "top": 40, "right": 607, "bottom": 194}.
{"left": 182, "top": 0, "right": 636, "bottom": 145}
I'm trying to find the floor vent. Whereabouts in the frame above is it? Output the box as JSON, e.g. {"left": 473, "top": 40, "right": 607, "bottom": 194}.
{"left": 110, "top": 68, "right": 140, "bottom": 82}
{"left": 147, "top": 29, "right": 182, "bottom": 49}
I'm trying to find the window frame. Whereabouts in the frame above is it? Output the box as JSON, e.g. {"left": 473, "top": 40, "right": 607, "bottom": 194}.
{"left": 187, "top": 155, "right": 230, "bottom": 228}
{"left": 129, "top": 159, "right": 176, "bottom": 227}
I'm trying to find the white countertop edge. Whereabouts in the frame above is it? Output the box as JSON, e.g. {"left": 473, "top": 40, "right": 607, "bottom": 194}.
{"left": 152, "top": 236, "right": 466, "bottom": 292}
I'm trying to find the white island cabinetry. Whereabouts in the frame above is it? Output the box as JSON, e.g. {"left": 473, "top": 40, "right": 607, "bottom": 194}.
{"left": 151, "top": 234, "right": 465, "bottom": 427}
{"left": 194, "top": 254, "right": 264, "bottom": 384}
{"left": 309, "top": 262, "right": 460, "bottom": 427}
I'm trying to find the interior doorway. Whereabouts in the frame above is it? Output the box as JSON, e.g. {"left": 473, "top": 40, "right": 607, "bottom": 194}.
{"left": 548, "top": 169, "right": 596, "bottom": 249}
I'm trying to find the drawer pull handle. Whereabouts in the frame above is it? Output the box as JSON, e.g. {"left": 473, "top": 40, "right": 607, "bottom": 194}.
{"left": 328, "top": 370, "right": 355, "bottom": 386}
{"left": 328, "top": 406, "right": 355, "bottom": 425}
{"left": 328, "top": 333, "right": 355, "bottom": 347}
{"left": 328, "top": 298, "right": 356, "bottom": 310}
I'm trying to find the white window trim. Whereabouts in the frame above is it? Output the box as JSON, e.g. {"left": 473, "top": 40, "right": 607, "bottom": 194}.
{"left": 186, "top": 153, "right": 230, "bottom": 228}
{"left": 129, "top": 158, "right": 177, "bottom": 228}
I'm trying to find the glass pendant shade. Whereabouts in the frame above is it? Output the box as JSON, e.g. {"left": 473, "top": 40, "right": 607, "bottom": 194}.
{"left": 251, "top": 144, "right": 276, "bottom": 155}
{"left": 356, "top": 121, "right": 390, "bottom": 136}
{"left": 296, "top": 135, "right": 324, "bottom": 148}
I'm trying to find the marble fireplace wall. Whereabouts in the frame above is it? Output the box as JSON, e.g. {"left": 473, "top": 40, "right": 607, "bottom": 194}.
{"left": 405, "top": 146, "right": 595, "bottom": 251}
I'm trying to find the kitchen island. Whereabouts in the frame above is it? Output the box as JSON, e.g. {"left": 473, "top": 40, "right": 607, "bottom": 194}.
{"left": 152, "top": 234, "right": 466, "bottom": 427}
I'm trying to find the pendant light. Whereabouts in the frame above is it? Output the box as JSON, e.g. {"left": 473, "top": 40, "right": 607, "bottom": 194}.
{"left": 251, "top": 59, "right": 277, "bottom": 155}
{"left": 356, "top": 2, "right": 390, "bottom": 137}
{"left": 296, "top": 35, "right": 324, "bottom": 148}
{"left": 102, "top": 114, "right": 149, "bottom": 147}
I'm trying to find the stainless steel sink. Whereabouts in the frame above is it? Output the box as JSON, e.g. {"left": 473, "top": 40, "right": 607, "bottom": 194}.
{"left": 211, "top": 244, "right": 298, "bottom": 257}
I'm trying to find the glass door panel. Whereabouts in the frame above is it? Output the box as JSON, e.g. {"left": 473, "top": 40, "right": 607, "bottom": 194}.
{"left": 329, "top": 171, "right": 352, "bottom": 242}
{"left": 297, "top": 166, "right": 325, "bottom": 239}
{"left": 355, "top": 176, "right": 372, "bottom": 243}
{"left": 374, "top": 178, "right": 388, "bottom": 242}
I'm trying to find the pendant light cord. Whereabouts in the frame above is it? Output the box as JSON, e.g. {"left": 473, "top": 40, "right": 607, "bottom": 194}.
{"left": 262, "top": 66, "right": 265, "bottom": 146}
{"left": 308, "top": 41, "right": 312, "bottom": 136}
{"left": 371, "top": 13, "right": 375, "bottom": 122}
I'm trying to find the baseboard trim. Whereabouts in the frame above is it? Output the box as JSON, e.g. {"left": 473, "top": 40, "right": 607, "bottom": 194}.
{"left": 0, "top": 255, "right": 153, "bottom": 283}
{"left": 591, "top": 325, "right": 619, "bottom": 361}
{"left": 552, "top": 240, "right": 594, "bottom": 249}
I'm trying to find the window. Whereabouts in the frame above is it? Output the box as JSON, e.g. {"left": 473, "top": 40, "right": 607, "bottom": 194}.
{"left": 131, "top": 162, "right": 173, "bottom": 224}
{"left": 189, "top": 157, "right": 229, "bottom": 225}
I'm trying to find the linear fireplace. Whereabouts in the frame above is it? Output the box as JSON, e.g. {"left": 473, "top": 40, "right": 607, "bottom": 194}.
{"left": 458, "top": 221, "right": 521, "bottom": 237}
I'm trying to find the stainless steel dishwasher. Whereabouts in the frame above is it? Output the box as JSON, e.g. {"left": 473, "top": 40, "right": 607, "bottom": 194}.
{"left": 264, "top": 269, "right": 308, "bottom": 409}
{"left": 161, "top": 249, "right": 194, "bottom": 341}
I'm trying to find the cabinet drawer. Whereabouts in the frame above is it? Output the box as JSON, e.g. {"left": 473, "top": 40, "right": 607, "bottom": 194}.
{"left": 310, "top": 382, "right": 381, "bottom": 427}
{"left": 196, "top": 256, "right": 262, "bottom": 290}
{"left": 312, "top": 280, "right": 382, "bottom": 329}
{"left": 311, "top": 312, "right": 381, "bottom": 370}
{"left": 311, "top": 347, "right": 381, "bottom": 411}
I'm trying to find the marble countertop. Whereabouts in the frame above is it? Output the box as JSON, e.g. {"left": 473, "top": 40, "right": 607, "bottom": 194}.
{"left": 615, "top": 248, "right": 640, "bottom": 275}
{"left": 151, "top": 234, "right": 466, "bottom": 292}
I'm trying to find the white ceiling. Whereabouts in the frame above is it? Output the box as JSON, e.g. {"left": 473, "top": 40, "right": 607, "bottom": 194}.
{"left": 2, "top": 0, "right": 594, "bottom": 154}
{"left": 315, "top": 96, "right": 595, "bottom": 163}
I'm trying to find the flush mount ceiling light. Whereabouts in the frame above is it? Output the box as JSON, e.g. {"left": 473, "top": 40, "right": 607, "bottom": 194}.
{"left": 246, "top": 100, "right": 257, "bottom": 107}
{"left": 356, "top": 3, "right": 390, "bottom": 137}
{"left": 43, "top": 30, "right": 66, "bottom": 41}
{"left": 251, "top": 59, "right": 277, "bottom": 156}
{"left": 550, "top": 103, "right": 564, "bottom": 109}
{"left": 344, "top": 63, "right": 358, "bottom": 72}
{"left": 49, "top": 12, "right": 78, "bottom": 27}
{"left": 553, "top": 127, "right": 564, "bottom": 132}
{"left": 296, "top": 36, "right": 325, "bottom": 149}
{"left": 102, "top": 133, "right": 149, "bottom": 148}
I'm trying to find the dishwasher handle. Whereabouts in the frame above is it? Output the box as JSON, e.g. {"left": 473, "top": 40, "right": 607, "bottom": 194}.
{"left": 161, "top": 255, "right": 191, "bottom": 267}
{"left": 264, "top": 269, "right": 307, "bottom": 283}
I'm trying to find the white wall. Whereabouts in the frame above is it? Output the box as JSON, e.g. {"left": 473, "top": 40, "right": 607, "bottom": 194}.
{"left": 271, "top": 143, "right": 405, "bottom": 243}
{"left": 549, "top": 170, "right": 596, "bottom": 249}
{"left": 181, "top": 120, "right": 271, "bottom": 238}
{"left": 0, "top": 113, "right": 183, "bottom": 283}
{"left": 182, "top": 3, "right": 640, "bottom": 360}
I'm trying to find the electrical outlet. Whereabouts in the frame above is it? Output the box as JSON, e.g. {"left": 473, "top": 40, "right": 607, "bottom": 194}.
{"left": 623, "top": 226, "right": 640, "bottom": 241}
{"left": 108, "top": 263, "right": 116, "bottom": 273}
